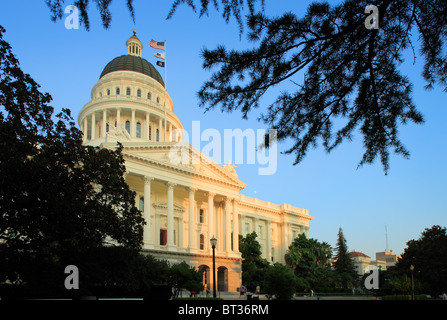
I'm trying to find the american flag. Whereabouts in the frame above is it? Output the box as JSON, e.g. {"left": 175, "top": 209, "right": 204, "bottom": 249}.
{"left": 150, "top": 39, "right": 165, "bottom": 50}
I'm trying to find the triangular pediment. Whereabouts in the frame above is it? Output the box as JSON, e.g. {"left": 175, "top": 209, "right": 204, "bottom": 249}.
{"left": 103, "top": 141, "right": 247, "bottom": 189}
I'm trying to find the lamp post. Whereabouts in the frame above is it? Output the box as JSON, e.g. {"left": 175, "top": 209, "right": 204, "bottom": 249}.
{"left": 210, "top": 236, "right": 217, "bottom": 298}
{"left": 410, "top": 265, "right": 415, "bottom": 300}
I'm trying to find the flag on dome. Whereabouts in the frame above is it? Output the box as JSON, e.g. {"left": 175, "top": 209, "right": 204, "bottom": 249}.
{"left": 154, "top": 52, "right": 165, "bottom": 60}
{"left": 150, "top": 39, "right": 165, "bottom": 50}
{"left": 156, "top": 61, "right": 165, "bottom": 68}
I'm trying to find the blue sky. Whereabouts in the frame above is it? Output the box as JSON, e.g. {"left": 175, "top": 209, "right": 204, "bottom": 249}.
{"left": 1, "top": 0, "right": 446, "bottom": 259}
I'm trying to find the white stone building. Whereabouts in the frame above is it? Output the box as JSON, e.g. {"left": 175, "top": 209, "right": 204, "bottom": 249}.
{"left": 77, "top": 32, "right": 314, "bottom": 293}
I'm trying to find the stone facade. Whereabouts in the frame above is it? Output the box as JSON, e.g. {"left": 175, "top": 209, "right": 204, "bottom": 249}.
{"left": 78, "top": 32, "right": 314, "bottom": 293}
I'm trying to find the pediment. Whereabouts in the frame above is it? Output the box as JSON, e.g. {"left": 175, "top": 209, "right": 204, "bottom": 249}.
{"left": 111, "top": 142, "right": 247, "bottom": 189}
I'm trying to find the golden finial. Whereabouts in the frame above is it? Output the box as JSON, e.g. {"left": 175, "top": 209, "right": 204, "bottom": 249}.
{"left": 133, "top": 30, "right": 136, "bottom": 36}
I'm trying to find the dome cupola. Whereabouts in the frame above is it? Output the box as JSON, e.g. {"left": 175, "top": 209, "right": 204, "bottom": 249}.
{"left": 78, "top": 32, "right": 183, "bottom": 147}
{"left": 126, "top": 30, "right": 143, "bottom": 57}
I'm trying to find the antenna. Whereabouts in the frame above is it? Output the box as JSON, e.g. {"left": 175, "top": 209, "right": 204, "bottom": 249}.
{"left": 385, "top": 225, "right": 389, "bottom": 252}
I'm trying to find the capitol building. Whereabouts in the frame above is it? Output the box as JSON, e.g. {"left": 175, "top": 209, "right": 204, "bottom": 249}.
{"left": 78, "top": 32, "right": 313, "bottom": 293}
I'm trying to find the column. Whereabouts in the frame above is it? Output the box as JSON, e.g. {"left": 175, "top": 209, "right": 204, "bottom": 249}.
{"left": 208, "top": 192, "right": 215, "bottom": 241}
{"left": 267, "top": 220, "right": 272, "bottom": 261}
{"left": 146, "top": 112, "right": 150, "bottom": 140}
{"left": 159, "top": 118, "right": 163, "bottom": 142}
{"left": 225, "top": 198, "right": 232, "bottom": 253}
{"left": 131, "top": 109, "right": 136, "bottom": 138}
{"left": 188, "top": 187, "right": 196, "bottom": 251}
{"left": 143, "top": 176, "right": 153, "bottom": 248}
{"left": 90, "top": 112, "right": 95, "bottom": 140}
{"left": 178, "top": 215, "right": 183, "bottom": 250}
{"left": 232, "top": 200, "right": 239, "bottom": 252}
{"left": 83, "top": 116, "right": 88, "bottom": 143}
{"left": 168, "top": 123, "right": 172, "bottom": 142}
{"left": 218, "top": 203, "right": 223, "bottom": 250}
{"left": 167, "top": 182, "right": 176, "bottom": 250}
{"left": 116, "top": 108, "right": 121, "bottom": 127}
{"left": 281, "top": 219, "right": 288, "bottom": 262}
{"left": 102, "top": 109, "right": 107, "bottom": 138}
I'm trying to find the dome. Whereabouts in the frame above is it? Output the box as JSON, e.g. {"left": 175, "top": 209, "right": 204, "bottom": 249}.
{"left": 99, "top": 54, "right": 164, "bottom": 86}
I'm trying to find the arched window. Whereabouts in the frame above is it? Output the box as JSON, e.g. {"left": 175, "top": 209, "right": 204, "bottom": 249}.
{"left": 136, "top": 122, "right": 141, "bottom": 138}
{"left": 107, "top": 89, "right": 110, "bottom": 95}
{"left": 156, "top": 128, "right": 159, "bottom": 142}
{"left": 126, "top": 87, "right": 131, "bottom": 96}
{"left": 106, "top": 123, "right": 109, "bottom": 132}
{"left": 116, "top": 87, "right": 120, "bottom": 95}
{"left": 156, "top": 96, "right": 160, "bottom": 103}
{"left": 137, "top": 89, "right": 141, "bottom": 97}
{"left": 147, "top": 92, "right": 151, "bottom": 100}
{"left": 125, "top": 120, "right": 130, "bottom": 134}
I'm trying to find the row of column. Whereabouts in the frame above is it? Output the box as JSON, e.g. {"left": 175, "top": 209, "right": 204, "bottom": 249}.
{"left": 140, "top": 175, "right": 239, "bottom": 254}
{"left": 82, "top": 108, "right": 180, "bottom": 142}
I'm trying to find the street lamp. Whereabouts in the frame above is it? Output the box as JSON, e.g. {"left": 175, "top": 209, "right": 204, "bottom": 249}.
{"left": 210, "top": 236, "right": 217, "bottom": 298}
{"left": 410, "top": 265, "right": 415, "bottom": 300}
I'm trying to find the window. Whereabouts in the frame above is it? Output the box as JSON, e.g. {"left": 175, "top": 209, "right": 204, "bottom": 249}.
{"left": 200, "top": 234, "right": 205, "bottom": 250}
{"left": 199, "top": 209, "right": 204, "bottom": 223}
{"left": 139, "top": 197, "right": 144, "bottom": 212}
{"left": 156, "top": 96, "right": 160, "bottom": 103}
{"left": 156, "top": 128, "right": 159, "bottom": 142}
{"left": 136, "top": 122, "right": 141, "bottom": 138}
{"left": 107, "top": 89, "right": 110, "bottom": 95}
{"left": 147, "top": 92, "right": 151, "bottom": 100}
{"left": 137, "top": 89, "right": 141, "bottom": 97}
{"left": 126, "top": 87, "right": 131, "bottom": 96}
{"left": 125, "top": 120, "right": 130, "bottom": 133}
{"left": 148, "top": 124, "right": 152, "bottom": 140}
{"left": 160, "top": 230, "right": 167, "bottom": 246}
{"left": 106, "top": 123, "right": 109, "bottom": 132}
{"left": 116, "top": 87, "right": 120, "bottom": 95}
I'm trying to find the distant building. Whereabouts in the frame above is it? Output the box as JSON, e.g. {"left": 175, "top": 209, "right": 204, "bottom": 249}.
{"left": 375, "top": 251, "right": 401, "bottom": 268}
{"left": 349, "top": 251, "right": 387, "bottom": 275}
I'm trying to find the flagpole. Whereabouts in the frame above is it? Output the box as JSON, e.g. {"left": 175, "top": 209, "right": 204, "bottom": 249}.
{"left": 163, "top": 40, "right": 167, "bottom": 142}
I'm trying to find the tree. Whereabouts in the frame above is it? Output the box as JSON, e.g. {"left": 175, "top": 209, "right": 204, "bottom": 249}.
{"left": 285, "top": 233, "right": 334, "bottom": 291}
{"left": 44, "top": 1, "right": 447, "bottom": 172}
{"left": 394, "top": 225, "right": 447, "bottom": 296}
{"left": 169, "top": 0, "right": 446, "bottom": 174}
{"left": 332, "top": 228, "right": 358, "bottom": 288}
{"left": 168, "top": 261, "right": 204, "bottom": 298}
{"left": 76, "top": 247, "right": 170, "bottom": 298}
{"left": 239, "top": 232, "right": 269, "bottom": 291}
{"left": 46, "top": 0, "right": 136, "bottom": 30}
{"left": 263, "top": 263, "right": 297, "bottom": 300}
{"left": 0, "top": 25, "right": 145, "bottom": 295}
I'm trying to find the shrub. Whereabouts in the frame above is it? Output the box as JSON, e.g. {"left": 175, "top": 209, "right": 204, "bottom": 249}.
{"left": 263, "top": 263, "right": 297, "bottom": 300}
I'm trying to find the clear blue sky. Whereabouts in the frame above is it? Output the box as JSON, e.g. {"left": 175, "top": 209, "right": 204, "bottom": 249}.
{"left": 1, "top": 0, "right": 446, "bottom": 259}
